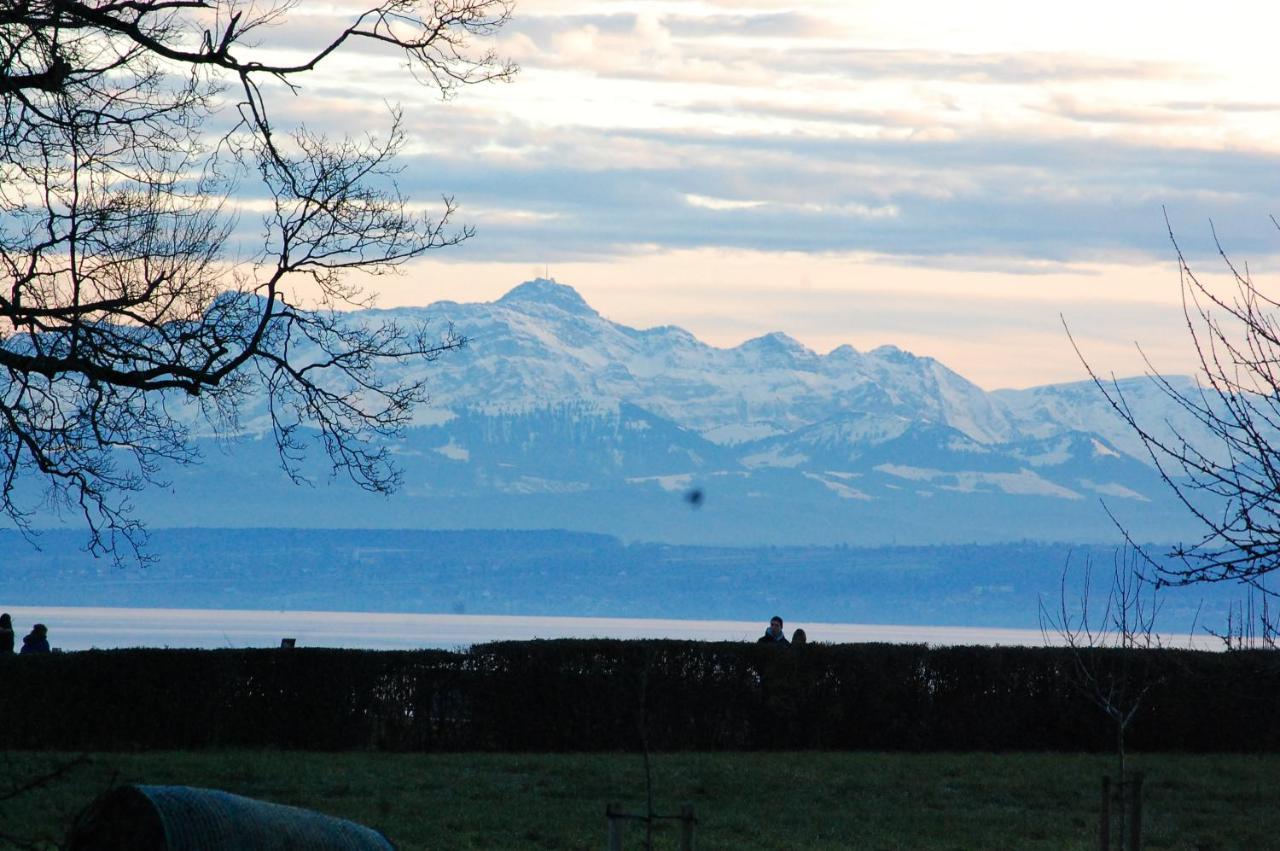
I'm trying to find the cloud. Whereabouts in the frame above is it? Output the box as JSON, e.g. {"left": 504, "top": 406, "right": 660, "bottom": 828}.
{"left": 671, "top": 97, "right": 951, "bottom": 131}
{"left": 500, "top": 9, "right": 1181, "bottom": 90}
{"left": 385, "top": 115, "right": 1280, "bottom": 261}
{"left": 1040, "top": 94, "right": 1207, "bottom": 127}
{"left": 684, "top": 194, "right": 767, "bottom": 212}
{"left": 662, "top": 12, "right": 837, "bottom": 39}
{"left": 799, "top": 48, "right": 1181, "bottom": 85}
{"left": 217, "top": 76, "right": 1280, "bottom": 271}
{"left": 506, "top": 10, "right": 833, "bottom": 46}
{"left": 196, "top": 1, "right": 1280, "bottom": 284}
{"left": 1163, "top": 99, "right": 1280, "bottom": 113}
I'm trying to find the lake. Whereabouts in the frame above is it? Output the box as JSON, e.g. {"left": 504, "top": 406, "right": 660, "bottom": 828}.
{"left": 2, "top": 605, "right": 1218, "bottom": 651}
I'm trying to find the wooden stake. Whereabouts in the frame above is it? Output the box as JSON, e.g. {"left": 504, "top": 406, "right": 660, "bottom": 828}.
{"left": 679, "top": 804, "right": 696, "bottom": 851}
{"left": 1127, "top": 771, "right": 1143, "bottom": 851}
{"left": 1099, "top": 775, "right": 1111, "bottom": 851}
{"left": 607, "top": 803, "right": 623, "bottom": 851}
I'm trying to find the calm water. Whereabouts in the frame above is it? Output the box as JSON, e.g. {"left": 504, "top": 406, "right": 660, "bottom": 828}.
{"left": 0, "top": 606, "right": 1110, "bottom": 651}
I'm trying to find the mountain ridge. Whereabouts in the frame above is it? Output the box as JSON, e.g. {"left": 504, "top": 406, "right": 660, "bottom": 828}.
{"left": 387, "top": 278, "right": 1030, "bottom": 445}
{"left": 98, "top": 277, "right": 1207, "bottom": 547}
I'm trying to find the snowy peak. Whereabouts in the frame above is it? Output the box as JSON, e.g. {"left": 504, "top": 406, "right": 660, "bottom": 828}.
{"left": 735, "top": 332, "right": 818, "bottom": 367}
{"left": 497, "top": 278, "right": 597, "bottom": 317}
{"left": 825, "top": 344, "right": 863, "bottom": 362}
{"left": 738, "top": 331, "right": 809, "bottom": 352}
{"left": 868, "top": 344, "right": 925, "bottom": 365}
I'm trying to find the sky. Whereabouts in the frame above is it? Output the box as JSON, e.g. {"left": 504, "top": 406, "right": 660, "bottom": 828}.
{"left": 260, "top": 1, "right": 1280, "bottom": 389}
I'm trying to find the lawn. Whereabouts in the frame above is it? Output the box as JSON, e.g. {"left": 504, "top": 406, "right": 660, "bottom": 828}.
{"left": 2, "top": 751, "right": 1275, "bottom": 850}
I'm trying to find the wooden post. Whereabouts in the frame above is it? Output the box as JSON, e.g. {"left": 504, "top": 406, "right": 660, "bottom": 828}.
{"left": 1127, "top": 771, "right": 1143, "bottom": 851}
{"left": 607, "top": 803, "right": 623, "bottom": 851}
{"left": 1099, "top": 775, "right": 1111, "bottom": 851}
{"left": 679, "top": 804, "right": 696, "bottom": 851}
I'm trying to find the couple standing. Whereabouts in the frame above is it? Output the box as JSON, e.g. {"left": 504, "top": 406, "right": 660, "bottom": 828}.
{"left": 0, "top": 614, "right": 50, "bottom": 654}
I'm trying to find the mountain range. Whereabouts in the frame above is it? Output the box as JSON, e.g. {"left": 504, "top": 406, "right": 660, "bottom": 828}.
{"left": 106, "top": 279, "right": 1203, "bottom": 546}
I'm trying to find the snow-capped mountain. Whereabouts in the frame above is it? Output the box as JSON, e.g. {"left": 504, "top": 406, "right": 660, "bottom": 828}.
{"left": 134, "top": 279, "right": 1204, "bottom": 545}
{"left": 365, "top": 278, "right": 1021, "bottom": 444}
{"left": 992, "top": 376, "right": 1209, "bottom": 464}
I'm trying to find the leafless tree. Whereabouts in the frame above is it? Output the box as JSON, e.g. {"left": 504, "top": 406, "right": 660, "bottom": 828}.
{"left": 1040, "top": 547, "right": 1166, "bottom": 849}
{"left": 0, "top": 1, "right": 515, "bottom": 560}
{"left": 1071, "top": 212, "right": 1280, "bottom": 596}
{"left": 1040, "top": 548, "right": 1163, "bottom": 785}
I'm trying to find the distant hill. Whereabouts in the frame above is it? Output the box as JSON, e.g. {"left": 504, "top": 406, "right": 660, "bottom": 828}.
{"left": 0, "top": 528, "right": 1225, "bottom": 631}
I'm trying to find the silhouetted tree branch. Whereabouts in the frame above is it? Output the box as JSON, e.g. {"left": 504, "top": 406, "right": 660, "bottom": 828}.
{"left": 1, "top": 1, "right": 515, "bottom": 561}
{"left": 1069, "top": 210, "right": 1280, "bottom": 595}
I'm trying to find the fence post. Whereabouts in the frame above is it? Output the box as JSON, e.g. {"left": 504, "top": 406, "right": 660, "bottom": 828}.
{"left": 1127, "top": 771, "right": 1143, "bottom": 851}
{"left": 1098, "top": 775, "right": 1110, "bottom": 851}
{"left": 679, "top": 804, "right": 696, "bottom": 851}
{"left": 607, "top": 803, "right": 623, "bottom": 851}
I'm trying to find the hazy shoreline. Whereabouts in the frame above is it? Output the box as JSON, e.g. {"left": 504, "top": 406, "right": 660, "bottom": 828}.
{"left": 2, "top": 605, "right": 1220, "bottom": 652}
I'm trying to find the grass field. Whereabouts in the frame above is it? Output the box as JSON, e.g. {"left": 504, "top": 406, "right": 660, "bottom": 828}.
{"left": 2, "top": 751, "right": 1276, "bottom": 850}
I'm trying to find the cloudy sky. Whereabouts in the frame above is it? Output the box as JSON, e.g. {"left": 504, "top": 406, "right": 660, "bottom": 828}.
{"left": 274, "top": 1, "right": 1280, "bottom": 388}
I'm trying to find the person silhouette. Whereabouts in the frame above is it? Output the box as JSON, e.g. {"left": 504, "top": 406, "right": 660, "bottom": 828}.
{"left": 757, "top": 615, "right": 789, "bottom": 645}
{"left": 0, "top": 613, "right": 13, "bottom": 654}
{"left": 20, "top": 623, "right": 50, "bottom": 654}
{"left": 791, "top": 628, "right": 807, "bottom": 646}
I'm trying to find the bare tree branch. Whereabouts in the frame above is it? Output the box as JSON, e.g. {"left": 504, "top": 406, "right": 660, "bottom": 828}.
{"left": 1, "top": 1, "right": 515, "bottom": 561}
{"left": 1069, "top": 209, "right": 1280, "bottom": 591}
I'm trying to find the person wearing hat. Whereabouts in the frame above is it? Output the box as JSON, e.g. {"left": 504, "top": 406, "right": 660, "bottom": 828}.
{"left": 20, "top": 623, "right": 50, "bottom": 654}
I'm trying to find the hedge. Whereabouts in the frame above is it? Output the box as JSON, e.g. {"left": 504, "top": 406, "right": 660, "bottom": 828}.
{"left": 0, "top": 641, "right": 1276, "bottom": 752}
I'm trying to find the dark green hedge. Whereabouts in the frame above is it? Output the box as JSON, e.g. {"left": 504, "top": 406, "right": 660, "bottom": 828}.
{"left": 0, "top": 641, "right": 1276, "bottom": 752}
